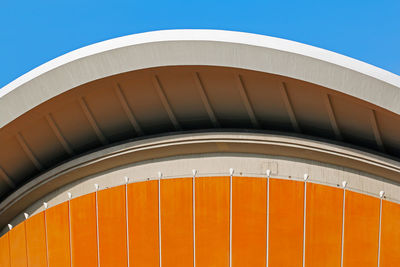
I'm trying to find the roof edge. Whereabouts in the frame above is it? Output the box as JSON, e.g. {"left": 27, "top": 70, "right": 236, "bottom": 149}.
{"left": 1, "top": 29, "right": 399, "bottom": 98}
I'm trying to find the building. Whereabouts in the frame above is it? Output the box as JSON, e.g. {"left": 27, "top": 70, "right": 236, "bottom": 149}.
{"left": 0, "top": 30, "right": 399, "bottom": 266}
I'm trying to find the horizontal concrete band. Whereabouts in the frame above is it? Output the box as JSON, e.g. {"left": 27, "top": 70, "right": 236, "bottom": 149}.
{"left": 1, "top": 177, "right": 399, "bottom": 266}
{"left": 0, "top": 131, "right": 400, "bottom": 230}
{"left": 1, "top": 30, "right": 400, "bottom": 129}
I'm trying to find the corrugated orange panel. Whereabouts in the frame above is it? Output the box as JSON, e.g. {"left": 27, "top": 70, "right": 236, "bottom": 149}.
{"left": 70, "top": 193, "right": 98, "bottom": 267}
{"left": 305, "top": 183, "right": 343, "bottom": 267}
{"left": 161, "top": 178, "right": 193, "bottom": 267}
{"left": 46, "top": 201, "right": 71, "bottom": 267}
{"left": 25, "top": 212, "right": 47, "bottom": 267}
{"left": 232, "top": 177, "right": 267, "bottom": 266}
{"left": 0, "top": 233, "right": 10, "bottom": 267}
{"left": 195, "top": 176, "right": 230, "bottom": 267}
{"left": 9, "top": 223, "right": 28, "bottom": 267}
{"left": 379, "top": 200, "right": 400, "bottom": 266}
{"left": 97, "top": 185, "right": 127, "bottom": 267}
{"left": 343, "top": 190, "right": 380, "bottom": 267}
{"left": 269, "top": 178, "right": 304, "bottom": 267}
{"left": 127, "top": 180, "right": 159, "bottom": 267}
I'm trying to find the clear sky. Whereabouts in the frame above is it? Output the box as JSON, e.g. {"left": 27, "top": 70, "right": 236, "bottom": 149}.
{"left": 1, "top": 0, "right": 399, "bottom": 89}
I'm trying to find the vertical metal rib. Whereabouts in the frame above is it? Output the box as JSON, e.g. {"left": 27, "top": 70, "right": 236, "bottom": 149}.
{"left": 44, "top": 207, "right": 50, "bottom": 267}
{"left": 323, "top": 93, "right": 342, "bottom": 140}
{"left": 229, "top": 169, "right": 233, "bottom": 267}
{"left": 17, "top": 133, "right": 43, "bottom": 171}
{"left": 340, "top": 187, "right": 346, "bottom": 267}
{"left": 235, "top": 75, "right": 260, "bottom": 128}
{"left": 377, "top": 197, "right": 383, "bottom": 267}
{"left": 125, "top": 181, "right": 130, "bottom": 267}
{"left": 302, "top": 180, "right": 307, "bottom": 267}
{"left": 95, "top": 187, "right": 100, "bottom": 267}
{"left": 279, "top": 82, "right": 301, "bottom": 133}
{"left": 114, "top": 84, "right": 144, "bottom": 136}
{"left": 0, "top": 167, "right": 15, "bottom": 188}
{"left": 46, "top": 114, "right": 74, "bottom": 155}
{"left": 68, "top": 199, "right": 73, "bottom": 267}
{"left": 79, "top": 97, "right": 108, "bottom": 145}
{"left": 369, "top": 110, "right": 385, "bottom": 152}
{"left": 152, "top": 75, "right": 181, "bottom": 131}
{"left": 158, "top": 175, "right": 162, "bottom": 267}
{"left": 192, "top": 72, "right": 220, "bottom": 128}
{"left": 192, "top": 171, "right": 196, "bottom": 267}
{"left": 266, "top": 175, "right": 270, "bottom": 267}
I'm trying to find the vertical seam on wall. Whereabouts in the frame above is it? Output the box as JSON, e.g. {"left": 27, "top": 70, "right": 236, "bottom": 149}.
{"left": 377, "top": 198, "right": 383, "bottom": 267}
{"left": 266, "top": 177, "right": 269, "bottom": 267}
{"left": 68, "top": 200, "right": 72, "bottom": 267}
{"left": 125, "top": 184, "right": 130, "bottom": 267}
{"left": 95, "top": 191, "right": 100, "bottom": 267}
{"left": 44, "top": 210, "right": 50, "bottom": 267}
{"left": 302, "top": 181, "right": 307, "bottom": 267}
{"left": 340, "top": 188, "right": 346, "bottom": 267}
{"left": 24, "top": 222, "right": 28, "bottom": 267}
{"left": 193, "top": 174, "right": 196, "bottom": 267}
{"left": 158, "top": 178, "right": 162, "bottom": 267}
{"left": 229, "top": 175, "right": 233, "bottom": 267}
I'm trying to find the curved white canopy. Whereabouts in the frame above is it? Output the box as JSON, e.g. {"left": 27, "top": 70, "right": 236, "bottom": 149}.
{"left": 1, "top": 29, "right": 400, "bottom": 129}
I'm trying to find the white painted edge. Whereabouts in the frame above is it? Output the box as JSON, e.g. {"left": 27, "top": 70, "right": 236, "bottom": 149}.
{"left": 266, "top": 170, "right": 270, "bottom": 267}
{"left": 302, "top": 176, "right": 308, "bottom": 267}
{"left": 377, "top": 191, "right": 384, "bottom": 267}
{"left": 340, "top": 184, "right": 346, "bottom": 267}
{"left": 192, "top": 169, "right": 196, "bottom": 267}
{"left": 158, "top": 171, "right": 162, "bottom": 267}
{"left": 1, "top": 29, "right": 399, "bottom": 98}
{"left": 95, "top": 185, "right": 100, "bottom": 267}
{"left": 229, "top": 168, "right": 233, "bottom": 267}
{"left": 1, "top": 29, "right": 400, "bottom": 131}
{"left": 125, "top": 178, "right": 130, "bottom": 267}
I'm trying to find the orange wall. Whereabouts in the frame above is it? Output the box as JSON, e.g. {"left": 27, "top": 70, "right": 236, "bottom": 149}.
{"left": 97, "top": 185, "right": 127, "bottom": 267}
{"left": 195, "top": 176, "right": 230, "bottom": 267}
{"left": 305, "top": 183, "right": 343, "bottom": 267}
{"left": 380, "top": 200, "right": 400, "bottom": 266}
{"left": 269, "top": 178, "right": 304, "bottom": 267}
{"left": 70, "top": 192, "right": 98, "bottom": 267}
{"left": 2, "top": 177, "right": 400, "bottom": 267}
{"left": 45, "top": 201, "right": 71, "bottom": 267}
{"left": 161, "top": 178, "right": 193, "bottom": 267}
{"left": 127, "top": 180, "right": 159, "bottom": 267}
{"left": 9, "top": 223, "right": 27, "bottom": 267}
{"left": 25, "top": 212, "right": 47, "bottom": 267}
{"left": 343, "top": 190, "right": 380, "bottom": 267}
{"left": 232, "top": 176, "right": 267, "bottom": 266}
{"left": 0, "top": 233, "right": 10, "bottom": 267}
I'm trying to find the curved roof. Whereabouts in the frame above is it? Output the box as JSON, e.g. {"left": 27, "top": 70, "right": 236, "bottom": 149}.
{"left": 1, "top": 29, "right": 400, "bottom": 128}
{"left": 0, "top": 30, "right": 400, "bottom": 202}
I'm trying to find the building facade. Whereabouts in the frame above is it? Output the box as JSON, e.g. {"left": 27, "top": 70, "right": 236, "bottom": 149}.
{"left": 0, "top": 30, "right": 400, "bottom": 266}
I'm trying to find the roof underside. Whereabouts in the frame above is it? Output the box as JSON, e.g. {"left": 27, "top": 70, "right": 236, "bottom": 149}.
{"left": 0, "top": 65, "right": 400, "bottom": 199}
{"left": 1, "top": 30, "right": 400, "bottom": 202}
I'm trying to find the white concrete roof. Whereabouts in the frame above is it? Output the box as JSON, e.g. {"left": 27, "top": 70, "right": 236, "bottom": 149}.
{"left": 1, "top": 29, "right": 400, "bottom": 129}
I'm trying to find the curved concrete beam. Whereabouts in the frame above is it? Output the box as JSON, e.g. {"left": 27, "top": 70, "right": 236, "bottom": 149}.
{"left": 0, "top": 131, "right": 399, "bottom": 229}
{"left": 1, "top": 30, "right": 400, "bottom": 129}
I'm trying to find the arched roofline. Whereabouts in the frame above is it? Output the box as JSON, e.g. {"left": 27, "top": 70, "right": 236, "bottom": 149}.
{"left": 1, "top": 29, "right": 400, "bottom": 128}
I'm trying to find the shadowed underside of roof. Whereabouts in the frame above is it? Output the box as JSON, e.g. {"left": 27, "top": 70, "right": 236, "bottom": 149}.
{"left": 0, "top": 30, "right": 399, "bottom": 201}
{"left": 0, "top": 65, "right": 400, "bottom": 200}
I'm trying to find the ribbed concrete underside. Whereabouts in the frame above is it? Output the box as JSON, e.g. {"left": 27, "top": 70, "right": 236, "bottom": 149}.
{"left": 1, "top": 66, "right": 400, "bottom": 201}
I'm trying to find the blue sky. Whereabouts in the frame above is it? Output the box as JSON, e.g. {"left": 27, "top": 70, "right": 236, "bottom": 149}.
{"left": 1, "top": 0, "right": 399, "bottom": 89}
